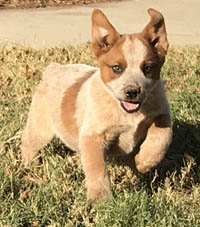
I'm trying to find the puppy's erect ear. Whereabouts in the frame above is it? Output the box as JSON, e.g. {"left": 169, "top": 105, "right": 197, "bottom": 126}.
{"left": 142, "top": 8, "right": 168, "bottom": 60}
{"left": 92, "top": 9, "right": 119, "bottom": 58}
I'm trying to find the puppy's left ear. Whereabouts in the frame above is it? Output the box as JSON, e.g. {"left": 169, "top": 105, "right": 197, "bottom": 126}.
{"left": 91, "top": 9, "right": 120, "bottom": 58}
{"left": 142, "top": 8, "right": 168, "bottom": 61}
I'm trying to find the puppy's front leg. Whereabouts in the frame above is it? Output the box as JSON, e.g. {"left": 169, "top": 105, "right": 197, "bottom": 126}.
{"left": 79, "top": 132, "right": 111, "bottom": 203}
{"left": 135, "top": 114, "right": 172, "bottom": 173}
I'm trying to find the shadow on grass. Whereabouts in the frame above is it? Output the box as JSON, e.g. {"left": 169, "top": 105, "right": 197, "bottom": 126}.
{"left": 44, "top": 119, "right": 200, "bottom": 195}
{"left": 104, "top": 119, "right": 200, "bottom": 194}
{"left": 137, "top": 119, "right": 200, "bottom": 194}
{"left": 158, "top": 119, "right": 200, "bottom": 172}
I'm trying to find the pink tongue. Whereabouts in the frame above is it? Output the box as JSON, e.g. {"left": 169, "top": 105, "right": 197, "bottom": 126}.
{"left": 122, "top": 101, "right": 138, "bottom": 111}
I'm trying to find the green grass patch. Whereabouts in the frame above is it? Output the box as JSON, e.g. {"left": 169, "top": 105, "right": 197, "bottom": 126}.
{"left": 0, "top": 44, "right": 200, "bottom": 226}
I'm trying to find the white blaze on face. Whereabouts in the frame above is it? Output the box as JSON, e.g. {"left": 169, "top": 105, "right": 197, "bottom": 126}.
{"left": 122, "top": 36, "right": 147, "bottom": 73}
{"left": 106, "top": 35, "right": 151, "bottom": 112}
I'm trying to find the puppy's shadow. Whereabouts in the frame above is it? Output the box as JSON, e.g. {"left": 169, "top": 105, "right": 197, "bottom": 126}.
{"left": 158, "top": 119, "right": 200, "bottom": 173}
{"left": 48, "top": 138, "right": 75, "bottom": 158}
{"left": 51, "top": 119, "right": 200, "bottom": 193}
{"left": 106, "top": 119, "right": 200, "bottom": 192}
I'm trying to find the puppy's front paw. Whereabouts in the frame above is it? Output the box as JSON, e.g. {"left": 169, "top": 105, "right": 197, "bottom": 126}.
{"left": 88, "top": 187, "right": 111, "bottom": 204}
{"left": 20, "top": 145, "right": 34, "bottom": 166}
{"left": 87, "top": 175, "right": 112, "bottom": 204}
{"left": 135, "top": 153, "right": 151, "bottom": 174}
{"left": 88, "top": 185, "right": 112, "bottom": 204}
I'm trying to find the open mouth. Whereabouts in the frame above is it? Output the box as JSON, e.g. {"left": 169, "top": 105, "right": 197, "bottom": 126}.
{"left": 120, "top": 100, "right": 141, "bottom": 113}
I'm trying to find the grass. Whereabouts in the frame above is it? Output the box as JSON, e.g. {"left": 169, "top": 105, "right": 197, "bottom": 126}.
{"left": 0, "top": 43, "right": 200, "bottom": 226}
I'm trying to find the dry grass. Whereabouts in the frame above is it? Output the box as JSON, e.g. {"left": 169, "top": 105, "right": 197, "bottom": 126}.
{"left": 0, "top": 43, "right": 200, "bottom": 226}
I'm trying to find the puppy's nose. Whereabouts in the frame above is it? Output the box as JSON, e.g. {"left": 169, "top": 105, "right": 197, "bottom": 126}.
{"left": 125, "top": 87, "right": 141, "bottom": 99}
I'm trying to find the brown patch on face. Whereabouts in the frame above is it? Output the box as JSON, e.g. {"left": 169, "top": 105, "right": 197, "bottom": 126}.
{"left": 61, "top": 71, "right": 95, "bottom": 137}
{"left": 98, "top": 35, "right": 127, "bottom": 83}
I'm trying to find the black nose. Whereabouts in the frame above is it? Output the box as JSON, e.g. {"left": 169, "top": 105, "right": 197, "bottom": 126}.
{"left": 125, "top": 87, "right": 140, "bottom": 99}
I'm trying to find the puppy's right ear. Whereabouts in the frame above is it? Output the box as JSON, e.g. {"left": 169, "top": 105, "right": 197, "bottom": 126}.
{"left": 92, "top": 9, "right": 119, "bottom": 58}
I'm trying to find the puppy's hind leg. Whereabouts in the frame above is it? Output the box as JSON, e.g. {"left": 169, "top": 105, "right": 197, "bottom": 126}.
{"left": 21, "top": 85, "right": 54, "bottom": 165}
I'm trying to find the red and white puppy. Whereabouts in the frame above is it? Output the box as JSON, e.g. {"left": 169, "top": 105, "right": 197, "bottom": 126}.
{"left": 21, "top": 9, "right": 172, "bottom": 203}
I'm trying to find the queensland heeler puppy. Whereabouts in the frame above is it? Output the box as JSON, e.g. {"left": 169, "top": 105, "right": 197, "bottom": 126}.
{"left": 21, "top": 8, "right": 172, "bottom": 203}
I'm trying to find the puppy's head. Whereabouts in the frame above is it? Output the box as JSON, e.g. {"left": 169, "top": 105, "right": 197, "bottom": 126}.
{"left": 92, "top": 9, "right": 168, "bottom": 113}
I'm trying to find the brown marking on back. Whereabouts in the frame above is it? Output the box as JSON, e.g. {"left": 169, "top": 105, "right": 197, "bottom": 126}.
{"left": 61, "top": 70, "right": 95, "bottom": 137}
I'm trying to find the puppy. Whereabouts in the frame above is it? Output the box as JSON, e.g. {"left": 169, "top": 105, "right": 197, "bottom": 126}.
{"left": 21, "top": 8, "right": 172, "bottom": 203}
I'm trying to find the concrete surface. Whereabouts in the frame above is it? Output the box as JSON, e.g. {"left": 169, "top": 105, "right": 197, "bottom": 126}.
{"left": 0, "top": 0, "right": 200, "bottom": 48}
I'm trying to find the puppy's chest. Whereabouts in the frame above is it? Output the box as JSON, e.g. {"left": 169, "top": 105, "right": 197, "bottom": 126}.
{"left": 103, "top": 112, "right": 146, "bottom": 145}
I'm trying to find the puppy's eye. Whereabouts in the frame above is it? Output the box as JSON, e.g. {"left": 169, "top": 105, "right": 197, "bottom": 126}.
{"left": 143, "top": 64, "right": 152, "bottom": 75}
{"left": 112, "top": 65, "right": 122, "bottom": 74}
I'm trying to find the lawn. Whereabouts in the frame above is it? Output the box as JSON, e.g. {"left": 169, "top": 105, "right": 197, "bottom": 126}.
{"left": 0, "top": 43, "right": 200, "bottom": 226}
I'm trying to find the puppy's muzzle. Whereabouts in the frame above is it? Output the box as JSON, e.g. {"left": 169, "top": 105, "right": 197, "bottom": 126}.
{"left": 120, "top": 86, "right": 142, "bottom": 113}
{"left": 125, "top": 87, "right": 141, "bottom": 100}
